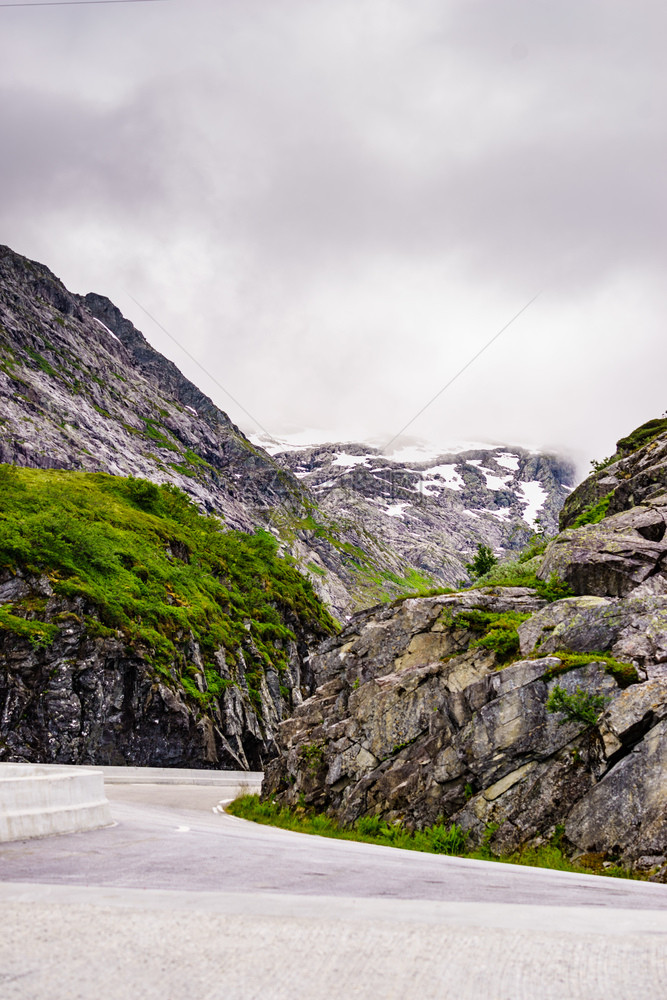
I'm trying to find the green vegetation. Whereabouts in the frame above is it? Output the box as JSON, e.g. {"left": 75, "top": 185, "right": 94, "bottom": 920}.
{"left": 227, "top": 795, "right": 643, "bottom": 878}
{"left": 543, "top": 651, "right": 638, "bottom": 687}
{"left": 571, "top": 493, "right": 612, "bottom": 528}
{"left": 24, "top": 346, "right": 57, "bottom": 379}
{"left": 616, "top": 417, "right": 667, "bottom": 457}
{"left": 546, "top": 684, "right": 610, "bottom": 726}
{"left": 140, "top": 418, "right": 179, "bottom": 452}
{"left": 0, "top": 465, "right": 336, "bottom": 707}
{"left": 0, "top": 606, "right": 58, "bottom": 648}
{"left": 228, "top": 795, "right": 467, "bottom": 855}
{"left": 444, "top": 608, "right": 532, "bottom": 663}
{"left": 465, "top": 542, "right": 497, "bottom": 580}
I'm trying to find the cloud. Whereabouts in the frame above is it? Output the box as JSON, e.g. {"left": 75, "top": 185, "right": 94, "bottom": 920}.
{"left": 1, "top": 0, "right": 665, "bottom": 475}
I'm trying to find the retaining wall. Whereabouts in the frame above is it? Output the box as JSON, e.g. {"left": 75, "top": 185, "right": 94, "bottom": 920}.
{"left": 0, "top": 764, "right": 112, "bottom": 843}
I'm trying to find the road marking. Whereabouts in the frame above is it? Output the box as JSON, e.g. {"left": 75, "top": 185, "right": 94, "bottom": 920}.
{"left": 175, "top": 826, "right": 190, "bottom": 833}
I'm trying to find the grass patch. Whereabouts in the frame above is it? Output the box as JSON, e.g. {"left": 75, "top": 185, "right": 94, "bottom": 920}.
{"left": 571, "top": 494, "right": 612, "bottom": 528}
{"left": 441, "top": 608, "right": 532, "bottom": 664}
{"left": 542, "top": 651, "right": 638, "bottom": 687}
{"left": 0, "top": 465, "right": 337, "bottom": 701}
{"left": 227, "top": 796, "right": 644, "bottom": 878}
{"left": 228, "top": 795, "right": 467, "bottom": 855}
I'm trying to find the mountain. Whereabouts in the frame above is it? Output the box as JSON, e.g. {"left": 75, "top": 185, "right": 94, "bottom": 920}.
{"left": 266, "top": 439, "right": 574, "bottom": 594}
{"left": 263, "top": 418, "right": 667, "bottom": 879}
{"left": 0, "top": 244, "right": 574, "bottom": 616}
{"left": 0, "top": 243, "right": 575, "bottom": 771}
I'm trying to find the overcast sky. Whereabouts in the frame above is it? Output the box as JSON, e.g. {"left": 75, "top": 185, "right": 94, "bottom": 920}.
{"left": 2, "top": 0, "right": 666, "bottom": 475}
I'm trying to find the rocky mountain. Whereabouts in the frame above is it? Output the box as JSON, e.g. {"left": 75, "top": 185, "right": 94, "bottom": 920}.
{"left": 263, "top": 420, "right": 667, "bottom": 878}
{"left": 0, "top": 242, "right": 576, "bottom": 773}
{"left": 265, "top": 439, "right": 574, "bottom": 593}
{"left": 0, "top": 245, "right": 574, "bottom": 617}
{"left": 0, "top": 466, "right": 335, "bottom": 769}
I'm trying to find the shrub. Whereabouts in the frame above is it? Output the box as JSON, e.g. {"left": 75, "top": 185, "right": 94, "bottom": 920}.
{"left": 546, "top": 684, "right": 610, "bottom": 726}
{"left": 572, "top": 494, "right": 612, "bottom": 528}
{"left": 465, "top": 543, "right": 497, "bottom": 580}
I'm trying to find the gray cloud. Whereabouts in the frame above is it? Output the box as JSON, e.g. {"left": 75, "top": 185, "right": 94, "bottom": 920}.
{"left": 1, "top": 0, "right": 666, "bottom": 474}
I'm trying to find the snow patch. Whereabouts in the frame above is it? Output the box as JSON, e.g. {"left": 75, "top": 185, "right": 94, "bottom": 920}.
{"left": 519, "top": 481, "right": 547, "bottom": 526}
{"left": 94, "top": 318, "right": 120, "bottom": 342}
{"left": 480, "top": 468, "right": 512, "bottom": 491}
{"left": 496, "top": 452, "right": 520, "bottom": 472}
{"left": 484, "top": 508, "right": 512, "bottom": 521}
{"left": 385, "top": 502, "right": 411, "bottom": 519}
{"left": 185, "top": 405, "right": 198, "bottom": 417}
{"left": 332, "top": 452, "right": 370, "bottom": 468}
{"left": 419, "top": 463, "right": 464, "bottom": 493}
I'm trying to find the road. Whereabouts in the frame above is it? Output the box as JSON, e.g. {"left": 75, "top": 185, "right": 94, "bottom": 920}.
{"left": 1, "top": 773, "right": 666, "bottom": 999}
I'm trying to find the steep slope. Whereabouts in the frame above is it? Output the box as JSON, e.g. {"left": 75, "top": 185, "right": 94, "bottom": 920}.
{"left": 0, "top": 466, "right": 335, "bottom": 768}
{"left": 263, "top": 419, "right": 667, "bottom": 877}
{"left": 269, "top": 440, "right": 573, "bottom": 597}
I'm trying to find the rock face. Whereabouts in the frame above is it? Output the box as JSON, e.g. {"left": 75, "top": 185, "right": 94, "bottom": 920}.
{"left": 537, "top": 423, "right": 667, "bottom": 600}
{"left": 263, "top": 582, "right": 667, "bottom": 871}
{"left": 0, "top": 570, "right": 322, "bottom": 770}
{"left": 268, "top": 440, "right": 574, "bottom": 594}
{"left": 0, "top": 245, "right": 574, "bottom": 616}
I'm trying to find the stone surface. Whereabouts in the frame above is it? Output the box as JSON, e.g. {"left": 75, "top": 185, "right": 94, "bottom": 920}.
{"left": 539, "top": 507, "right": 667, "bottom": 598}
{"left": 0, "top": 570, "right": 322, "bottom": 770}
{"left": 264, "top": 586, "right": 667, "bottom": 869}
{"left": 518, "top": 593, "right": 667, "bottom": 666}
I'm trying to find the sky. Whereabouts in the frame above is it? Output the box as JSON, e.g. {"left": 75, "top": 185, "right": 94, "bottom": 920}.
{"left": 2, "top": 0, "right": 666, "bottom": 477}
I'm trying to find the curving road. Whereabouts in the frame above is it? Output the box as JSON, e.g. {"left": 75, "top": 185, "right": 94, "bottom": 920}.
{"left": 1, "top": 769, "right": 666, "bottom": 999}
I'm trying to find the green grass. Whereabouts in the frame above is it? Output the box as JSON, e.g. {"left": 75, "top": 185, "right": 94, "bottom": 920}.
{"left": 571, "top": 494, "right": 612, "bottom": 528}
{"left": 442, "top": 608, "right": 532, "bottom": 664}
{"left": 227, "top": 796, "right": 644, "bottom": 878}
{"left": 542, "top": 651, "right": 638, "bottom": 687}
{"left": 0, "top": 465, "right": 337, "bottom": 700}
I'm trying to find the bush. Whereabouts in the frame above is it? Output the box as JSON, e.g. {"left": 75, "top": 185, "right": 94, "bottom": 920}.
{"left": 546, "top": 684, "right": 609, "bottom": 726}
{"left": 572, "top": 494, "right": 612, "bottom": 528}
{"left": 465, "top": 543, "right": 497, "bottom": 580}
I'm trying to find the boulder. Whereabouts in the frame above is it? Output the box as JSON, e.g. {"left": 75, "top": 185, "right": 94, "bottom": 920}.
{"left": 518, "top": 593, "right": 667, "bottom": 667}
{"left": 539, "top": 506, "right": 667, "bottom": 598}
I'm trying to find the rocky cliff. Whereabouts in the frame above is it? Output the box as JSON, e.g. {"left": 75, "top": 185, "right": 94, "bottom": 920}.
{"left": 0, "top": 466, "right": 335, "bottom": 769}
{"left": 263, "top": 421, "right": 667, "bottom": 876}
{"left": 0, "top": 245, "right": 574, "bottom": 616}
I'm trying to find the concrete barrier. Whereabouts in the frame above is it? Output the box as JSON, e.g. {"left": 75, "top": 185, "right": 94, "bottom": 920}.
{"left": 0, "top": 764, "right": 113, "bottom": 843}
{"left": 98, "top": 765, "right": 263, "bottom": 798}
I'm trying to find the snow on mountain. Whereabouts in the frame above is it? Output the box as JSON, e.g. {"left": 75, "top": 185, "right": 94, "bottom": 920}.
{"left": 271, "top": 439, "right": 575, "bottom": 590}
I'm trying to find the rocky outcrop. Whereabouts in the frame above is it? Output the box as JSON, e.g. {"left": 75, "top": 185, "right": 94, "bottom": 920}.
{"left": 263, "top": 584, "right": 667, "bottom": 872}
{"left": 518, "top": 594, "right": 667, "bottom": 666}
{"left": 0, "top": 570, "right": 321, "bottom": 770}
{"left": 539, "top": 505, "right": 667, "bottom": 598}
{"left": 559, "top": 421, "right": 667, "bottom": 532}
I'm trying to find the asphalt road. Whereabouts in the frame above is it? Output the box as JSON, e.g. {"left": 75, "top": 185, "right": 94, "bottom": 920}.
{"left": 1, "top": 776, "right": 667, "bottom": 999}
